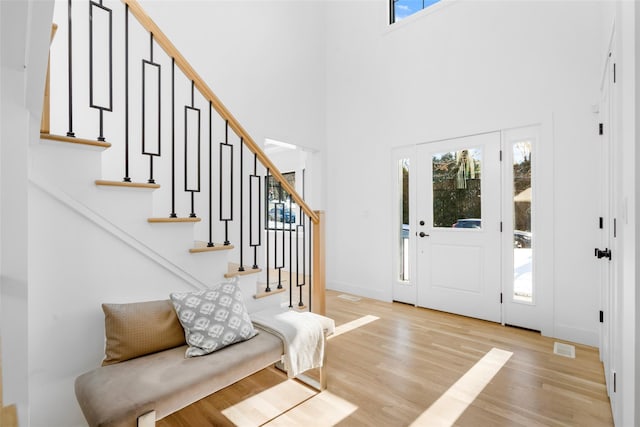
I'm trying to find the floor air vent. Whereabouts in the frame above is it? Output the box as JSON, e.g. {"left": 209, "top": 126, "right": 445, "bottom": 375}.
{"left": 553, "top": 342, "right": 576, "bottom": 358}
{"left": 337, "top": 294, "right": 361, "bottom": 302}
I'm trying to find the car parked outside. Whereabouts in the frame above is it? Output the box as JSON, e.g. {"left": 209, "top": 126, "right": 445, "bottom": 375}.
{"left": 268, "top": 206, "right": 296, "bottom": 223}
{"left": 451, "top": 218, "right": 531, "bottom": 248}
{"left": 452, "top": 218, "right": 481, "bottom": 228}
{"left": 514, "top": 230, "right": 532, "bottom": 248}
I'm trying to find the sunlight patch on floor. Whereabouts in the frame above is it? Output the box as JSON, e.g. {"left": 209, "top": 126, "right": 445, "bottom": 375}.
{"left": 221, "top": 379, "right": 315, "bottom": 426}
{"left": 263, "top": 391, "right": 358, "bottom": 427}
{"left": 328, "top": 315, "right": 380, "bottom": 340}
{"left": 410, "top": 347, "right": 513, "bottom": 427}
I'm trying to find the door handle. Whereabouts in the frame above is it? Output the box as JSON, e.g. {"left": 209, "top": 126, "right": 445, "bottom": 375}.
{"left": 419, "top": 232, "right": 429, "bottom": 238}
{"left": 594, "top": 248, "right": 612, "bottom": 260}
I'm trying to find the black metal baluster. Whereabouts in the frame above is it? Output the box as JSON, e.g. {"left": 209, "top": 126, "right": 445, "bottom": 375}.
{"left": 299, "top": 213, "right": 306, "bottom": 308}
{"left": 142, "top": 34, "right": 161, "bottom": 184}
{"left": 123, "top": 4, "right": 130, "bottom": 182}
{"left": 303, "top": 169, "right": 311, "bottom": 310}
{"left": 289, "top": 219, "right": 294, "bottom": 307}
{"left": 89, "top": 0, "right": 113, "bottom": 142}
{"left": 207, "top": 101, "right": 213, "bottom": 246}
{"left": 169, "top": 59, "right": 176, "bottom": 216}
{"left": 66, "top": 0, "right": 75, "bottom": 137}
{"left": 296, "top": 218, "right": 302, "bottom": 305}
{"left": 274, "top": 198, "right": 280, "bottom": 288}
{"left": 308, "top": 214, "right": 312, "bottom": 311}
{"left": 265, "top": 170, "right": 271, "bottom": 293}
{"left": 288, "top": 196, "right": 293, "bottom": 301}
{"left": 184, "top": 81, "right": 200, "bottom": 218}
{"left": 220, "top": 121, "right": 232, "bottom": 245}
{"left": 299, "top": 208, "right": 303, "bottom": 301}
{"left": 249, "top": 154, "right": 260, "bottom": 268}
{"left": 273, "top": 181, "right": 285, "bottom": 291}
{"left": 238, "top": 139, "right": 244, "bottom": 271}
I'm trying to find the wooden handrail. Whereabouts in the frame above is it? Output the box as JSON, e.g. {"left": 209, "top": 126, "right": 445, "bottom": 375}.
{"left": 40, "top": 23, "right": 58, "bottom": 134}
{"left": 123, "top": 0, "right": 319, "bottom": 224}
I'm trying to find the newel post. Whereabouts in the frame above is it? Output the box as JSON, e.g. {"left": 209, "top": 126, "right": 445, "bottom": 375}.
{"left": 312, "top": 210, "right": 326, "bottom": 315}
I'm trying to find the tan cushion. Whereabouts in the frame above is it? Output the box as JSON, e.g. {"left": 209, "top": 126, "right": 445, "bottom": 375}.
{"left": 76, "top": 331, "right": 283, "bottom": 427}
{"left": 102, "top": 300, "right": 186, "bottom": 366}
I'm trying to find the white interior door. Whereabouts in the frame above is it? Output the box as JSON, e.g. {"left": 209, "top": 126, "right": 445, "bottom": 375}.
{"left": 598, "top": 45, "right": 616, "bottom": 407}
{"left": 416, "top": 132, "right": 501, "bottom": 323}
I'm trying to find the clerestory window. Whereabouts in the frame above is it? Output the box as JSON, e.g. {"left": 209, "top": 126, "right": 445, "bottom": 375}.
{"left": 390, "top": 0, "right": 442, "bottom": 24}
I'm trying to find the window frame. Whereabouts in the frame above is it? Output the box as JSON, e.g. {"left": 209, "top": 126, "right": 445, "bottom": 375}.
{"left": 388, "top": 0, "right": 453, "bottom": 27}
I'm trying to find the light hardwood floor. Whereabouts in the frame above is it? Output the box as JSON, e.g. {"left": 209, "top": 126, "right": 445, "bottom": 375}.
{"left": 158, "top": 290, "right": 613, "bottom": 427}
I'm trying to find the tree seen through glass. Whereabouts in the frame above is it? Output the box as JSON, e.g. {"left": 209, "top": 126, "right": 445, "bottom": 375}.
{"left": 432, "top": 149, "right": 482, "bottom": 228}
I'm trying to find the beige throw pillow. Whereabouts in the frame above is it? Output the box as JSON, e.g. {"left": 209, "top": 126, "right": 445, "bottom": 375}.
{"left": 102, "top": 299, "right": 186, "bottom": 366}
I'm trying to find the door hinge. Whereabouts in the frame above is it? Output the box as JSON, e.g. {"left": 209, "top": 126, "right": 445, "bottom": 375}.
{"left": 613, "top": 63, "right": 616, "bottom": 83}
{"left": 613, "top": 371, "right": 617, "bottom": 393}
{"left": 599, "top": 123, "right": 604, "bottom": 135}
{"left": 599, "top": 217, "right": 603, "bottom": 229}
{"left": 500, "top": 293, "right": 503, "bottom": 304}
{"left": 599, "top": 310, "right": 604, "bottom": 323}
{"left": 595, "top": 248, "right": 612, "bottom": 260}
{"left": 614, "top": 218, "right": 617, "bottom": 238}
{"left": 500, "top": 221, "right": 503, "bottom": 232}
{"left": 499, "top": 150, "right": 503, "bottom": 161}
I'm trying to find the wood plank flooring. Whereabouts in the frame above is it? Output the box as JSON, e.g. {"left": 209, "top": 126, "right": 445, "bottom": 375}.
{"left": 158, "top": 290, "right": 613, "bottom": 427}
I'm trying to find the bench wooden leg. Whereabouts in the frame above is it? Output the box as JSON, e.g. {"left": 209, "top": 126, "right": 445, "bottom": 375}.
{"left": 138, "top": 410, "right": 156, "bottom": 427}
{"left": 319, "top": 365, "right": 327, "bottom": 391}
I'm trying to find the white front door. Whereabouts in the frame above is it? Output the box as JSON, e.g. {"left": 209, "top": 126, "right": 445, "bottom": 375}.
{"left": 416, "top": 132, "right": 502, "bottom": 323}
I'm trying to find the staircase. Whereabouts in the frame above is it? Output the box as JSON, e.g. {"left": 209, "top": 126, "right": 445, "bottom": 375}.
{"left": 38, "top": 0, "right": 324, "bottom": 314}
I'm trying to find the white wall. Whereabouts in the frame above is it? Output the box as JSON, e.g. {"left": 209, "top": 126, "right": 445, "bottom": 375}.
{"left": 325, "top": 0, "right": 604, "bottom": 345}
{"left": 1, "top": 1, "right": 54, "bottom": 426}
{"left": 138, "top": 0, "right": 327, "bottom": 155}
{"left": 28, "top": 183, "right": 217, "bottom": 426}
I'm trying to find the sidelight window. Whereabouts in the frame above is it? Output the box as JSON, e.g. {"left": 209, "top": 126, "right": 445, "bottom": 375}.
{"left": 512, "top": 141, "right": 533, "bottom": 302}
{"left": 399, "top": 159, "right": 410, "bottom": 281}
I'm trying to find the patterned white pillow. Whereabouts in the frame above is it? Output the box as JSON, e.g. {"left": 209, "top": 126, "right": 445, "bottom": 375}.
{"left": 170, "top": 282, "right": 258, "bottom": 357}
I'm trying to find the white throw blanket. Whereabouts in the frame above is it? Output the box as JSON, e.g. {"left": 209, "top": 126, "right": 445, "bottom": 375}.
{"left": 251, "top": 308, "right": 334, "bottom": 378}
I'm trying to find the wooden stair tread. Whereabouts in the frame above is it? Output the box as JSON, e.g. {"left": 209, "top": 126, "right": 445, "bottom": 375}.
{"left": 224, "top": 263, "right": 262, "bottom": 278}
{"left": 41, "top": 132, "right": 111, "bottom": 148}
{"left": 148, "top": 217, "right": 201, "bottom": 223}
{"left": 254, "top": 287, "right": 287, "bottom": 299}
{"left": 189, "top": 241, "right": 234, "bottom": 253}
{"left": 96, "top": 180, "right": 160, "bottom": 189}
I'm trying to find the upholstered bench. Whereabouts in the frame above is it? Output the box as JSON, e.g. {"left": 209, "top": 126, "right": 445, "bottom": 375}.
{"left": 75, "top": 284, "right": 331, "bottom": 427}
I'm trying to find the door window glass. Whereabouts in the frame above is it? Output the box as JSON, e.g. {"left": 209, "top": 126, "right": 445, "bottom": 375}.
{"left": 432, "top": 148, "right": 482, "bottom": 228}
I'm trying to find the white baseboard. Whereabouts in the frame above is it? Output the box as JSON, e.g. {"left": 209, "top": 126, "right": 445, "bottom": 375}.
{"left": 326, "top": 280, "right": 391, "bottom": 302}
